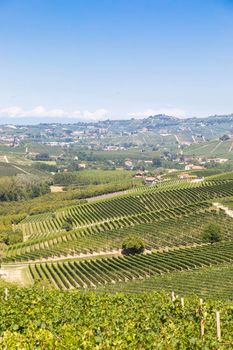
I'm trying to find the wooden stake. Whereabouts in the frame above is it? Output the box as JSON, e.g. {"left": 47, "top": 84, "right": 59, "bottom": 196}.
{"left": 171, "top": 291, "right": 175, "bottom": 302}
{"left": 4, "top": 288, "right": 8, "bottom": 301}
{"left": 216, "top": 311, "right": 221, "bottom": 341}
{"left": 200, "top": 319, "right": 205, "bottom": 336}
{"left": 181, "top": 297, "right": 184, "bottom": 308}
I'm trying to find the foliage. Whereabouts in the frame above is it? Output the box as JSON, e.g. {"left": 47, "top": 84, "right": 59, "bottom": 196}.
{"left": 0, "top": 229, "right": 23, "bottom": 245}
{"left": 62, "top": 220, "right": 73, "bottom": 231}
{"left": 202, "top": 222, "right": 222, "bottom": 244}
{"left": 0, "top": 175, "right": 50, "bottom": 202}
{"left": 122, "top": 235, "right": 145, "bottom": 255}
{"left": 0, "top": 180, "right": 138, "bottom": 217}
{"left": 0, "top": 288, "right": 232, "bottom": 349}
{"left": 152, "top": 157, "right": 162, "bottom": 167}
{"left": 32, "top": 162, "right": 58, "bottom": 173}
{"left": 35, "top": 153, "right": 51, "bottom": 161}
{"left": 54, "top": 169, "right": 135, "bottom": 186}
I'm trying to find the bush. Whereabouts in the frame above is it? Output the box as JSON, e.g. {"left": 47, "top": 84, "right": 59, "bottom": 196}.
{"left": 0, "top": 229, "right": 23, "bottom": 245}
{"left": 202, "top": 222, "right": 222, "bottom": 244}
{"left": 62, "top": 221, "right": 73, "bottom": 231}
{"left": 122, "top": 235, "right": 145, "bottom": 255}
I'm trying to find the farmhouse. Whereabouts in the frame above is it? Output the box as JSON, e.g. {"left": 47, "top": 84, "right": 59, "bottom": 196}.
{"left": 185, "top": 164, "right": 205, "bottom": 171}
{"left": 178, "top": 173, "right": 192, "bottom": 179}
{"left": 144, "top": 177, "right": 158, "bottom": 184}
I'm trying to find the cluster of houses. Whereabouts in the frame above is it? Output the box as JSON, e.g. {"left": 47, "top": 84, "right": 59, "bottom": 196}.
{"left": 134, "top": 171, "right": 163, "bottom": 185}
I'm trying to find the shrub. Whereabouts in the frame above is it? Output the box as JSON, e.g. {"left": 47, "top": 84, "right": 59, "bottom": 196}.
{"left": 122, "top": 235, "right": 145, "bottom": 255}
{"left": 202, "top": 222, "right": 222, "bottom": 244}
{"left": 62, "top": 221, "right": 73, "bottom": 231}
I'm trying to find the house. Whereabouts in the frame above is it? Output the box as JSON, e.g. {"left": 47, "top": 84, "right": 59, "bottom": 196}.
{"left": 191, "top": 165, "right": 205, "bottom": 170}
{"left": 178, "top": 173, "right": 192, "bottom": 179}
{"left": 144, "top": 177, "right": 158, "bottom": 185}
{"left": 185, "top": 164, "right": 204, "bottom": 171}
{"left": 78, "top": 163, "right": 87, "bottom": 169}
{"left": 134, "top": 171, "right": 145, "bottom": 178}
{"left": 124, "top": 160, "right": 133, "bottom": 169}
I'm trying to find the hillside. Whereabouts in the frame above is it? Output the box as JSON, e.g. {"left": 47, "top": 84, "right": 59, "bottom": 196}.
{"left": 1, "top": 148, "right": 233, "bottom": 349}
{"left": 0, "top": 176, "right": 232, "bottom": 297}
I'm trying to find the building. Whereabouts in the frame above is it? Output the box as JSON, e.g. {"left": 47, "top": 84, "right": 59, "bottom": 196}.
{"left": 144, "top": 177, "right": 158, "bottom": 185}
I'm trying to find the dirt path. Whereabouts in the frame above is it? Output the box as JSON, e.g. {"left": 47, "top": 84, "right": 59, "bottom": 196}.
{"left": 2, "top": 243, "right": 207, "bottom": 268}
{"left": 18, "top": 249, "right": 123, "bottom": 265}
{"left": 0, "top": 242, "right": 209, "bottom": 285}
{"left": 12, "top": 164, "right": 31, "bottom": 175}
{"left": 174, "top": 134, "right": 180, "bottom": 144}
{"left": 210, "top": 141, "right": 222, "bottom": 154}
{"left": 229, "top": 142, "right": 233, "bottom": 153}
{"left": 0, "top": 265, "right": 33, "bottom": 286}
{"left": 213, "top": 202, "right": 233, "bottom": 218}
{"left": 4, "top": 155, "right": 32, "bottom": 175}
{"left": 86, "top": 190, "right": 129, "bottom": 202}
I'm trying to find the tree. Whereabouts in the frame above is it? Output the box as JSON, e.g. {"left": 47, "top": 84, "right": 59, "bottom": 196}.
{"left": 152, "top": 157, "right": 162, "bottom": 167}
{"left": 220, "top": 134, "right": 230, "bottom": 141}
{"left": 62, "top": 220, "right": 73, "bottom": 231}
{"left": 0, "top": 229, "right": 23, "bottom": 245}
{"left": 202, "top": 222, "right": 222, "bottom": 244}
{"left": 122, "top": 235, "right": 145, "bottom": 255}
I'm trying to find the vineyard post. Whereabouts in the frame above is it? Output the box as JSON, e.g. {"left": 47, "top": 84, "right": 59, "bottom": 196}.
{"left": 200, "top": 319, "right": 205, "bottom": 337}
{"left": 171, "top": 291, "right": 175, "bottom": 302}
{"left": 4, "top": 288, "right": 8, "bottom": 301}
{"left": 181, "top": 297, "right": 184, "bottom": 308}
{"left": 216, "top": 311, "right": 221, "bottom": 341}
{"left": 199, "top": 298, "right": 204, "bottom": 336}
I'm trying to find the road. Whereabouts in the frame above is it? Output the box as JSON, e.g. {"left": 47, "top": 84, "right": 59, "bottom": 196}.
{"left": 4, "top": 154, "right": 31, "bottom": 175}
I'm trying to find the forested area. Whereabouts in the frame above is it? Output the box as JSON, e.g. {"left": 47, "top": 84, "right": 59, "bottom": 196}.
{"left": 53, "top": 169, "right": 135, "bottom": 186}
{"left": 0, "top": 175, "right": 50, "bottom": 202}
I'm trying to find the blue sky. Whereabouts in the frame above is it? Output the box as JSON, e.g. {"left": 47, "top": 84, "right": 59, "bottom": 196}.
{"left": 0, "top": 0, "right": 233, "bottom": 123}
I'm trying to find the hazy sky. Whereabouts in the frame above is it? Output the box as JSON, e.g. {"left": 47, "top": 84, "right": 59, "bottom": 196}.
{"left": 1, "top": 0, "right": 233, "bottom": 123}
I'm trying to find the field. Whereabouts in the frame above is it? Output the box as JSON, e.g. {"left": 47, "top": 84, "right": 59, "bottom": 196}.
{"left": 97, "top": 264, "right": 233, "bottom": 299}
{"left": 1, "top": 174, "right": 233, "bottom": 348}
{"left": 0, "top": 176, "right": 233, "bottom": 294}
{"left": 184, "top": 138, "right": 233, "bottom": 159}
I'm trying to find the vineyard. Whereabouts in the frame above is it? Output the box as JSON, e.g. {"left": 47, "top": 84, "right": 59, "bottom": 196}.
{"left": 1, "top": 168, "right": 233, "bottom": 349}
{"left": 28, "top": 241, "right": 233, "bottom": 290}
{"left": 2, "top": 177, "right": 233, "bottom": 304}
{"left": 16, "top": 180, "right": 233, "bottom": 239}
{"left": 98, "top": 264, "right": 233, "bottom": 299}
{"left": 3, "top": 207, "right": 233, "bottom": 262}
{"left": 1, "top": 287, "right": 233, "bottom": 348}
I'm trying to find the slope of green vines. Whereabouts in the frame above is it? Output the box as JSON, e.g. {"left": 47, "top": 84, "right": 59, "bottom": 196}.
{"left": 0, "top": 287, "right": 232, "bottom": 349}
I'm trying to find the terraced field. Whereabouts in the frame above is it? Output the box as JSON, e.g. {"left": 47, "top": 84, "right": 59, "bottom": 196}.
{"left": 3, "top": 177, "right": 233, "bottom": 297}
{"left": 97, "top": 264, "right": 233, "bottom": 300}
{"left": 29, "top": 241, "right": 233, "bottom": 290}
{"left": 17, "top": 180, "right": 233, "bottom": 239}
{"left": 4, "top": 206, "right": 233, "bottom": 262}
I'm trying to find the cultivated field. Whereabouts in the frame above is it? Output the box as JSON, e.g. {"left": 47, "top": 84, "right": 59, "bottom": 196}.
{"left": 1, "top": 176, "right": 233, "bottom": 300}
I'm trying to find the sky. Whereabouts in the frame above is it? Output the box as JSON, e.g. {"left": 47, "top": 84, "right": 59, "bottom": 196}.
{"left": 0, "top": 0, "right": 233, "bottom": 123}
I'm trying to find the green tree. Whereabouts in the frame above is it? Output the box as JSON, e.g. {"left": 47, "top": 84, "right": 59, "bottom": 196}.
{"left": 122, "top": 235, "right": 145, "bottom": 255}
{"left": 152, "top": 157, "right": 162, "bottom": 167}
{"left": 202, "top": 222, "right": 222, "bottom": 244}
{"left": 62, "top": 220, "right": 73, "bottom": 231}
